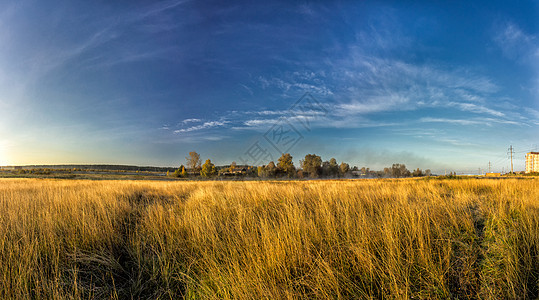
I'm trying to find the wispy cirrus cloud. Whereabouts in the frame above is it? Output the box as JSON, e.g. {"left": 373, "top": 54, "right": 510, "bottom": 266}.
{"left": 420, "top": 117, "right": 524, "bottom": 127}
{"left": 174, "top": 121, "right": 227, "bottom": 133}
{"left": 9, "top": 0, "right": 193, "bottom": 82}
{"left": 493, "top": 22, "right": 538, "bottom": 102}
{"left": 336, "top": 94, "right": 409, "bottom": 115}
{"left": 420, "top": 117, "right": 483, "bottom": 126}
{"left": 256, "top": 48, "right": 506, "bottom": 122}
{"left": 494, "top": 22, "right": 537, "bottom": 62}
{"left": 181, "top": 118, "right": 202, "bottom": 124}
{"left": 446, "top": 102, "right": 504, "bottom": 117}
{"left": 242, "top": 119, "right": 280, "bottom": 127}
{"left": 337, "top": 53, "right": 499, "bottom": 95}
{"left": 524, "top": 108, "right": 539, "bottom": 119}
{"left": 258, "top": 76, "right": 334, "bottom": 97}
{"left": 127, "top": 0, "right": 191, "bottom": 22}
{"left": 163, "top": 7, "right": 536, "bottom": 149}
{"left": 169, "top": 52, "right": 524, "bottom": 135}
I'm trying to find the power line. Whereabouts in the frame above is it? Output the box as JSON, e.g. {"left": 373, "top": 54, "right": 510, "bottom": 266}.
{"left": 507, "top": 145, "right": 514, "bottom": 174}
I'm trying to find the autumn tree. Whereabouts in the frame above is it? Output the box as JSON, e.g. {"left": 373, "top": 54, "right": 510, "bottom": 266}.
{"left": 181, "top": 166, "right": 187, "bottom": 177}
{"left": 229, "top": 161, "right": 237, "bottom": 172}
{"left": 200, "top": 159, "right": 216, "bottom": 177}
{"left": 277, "top": 153, "right": 295, "bottom": 178}
{"left": 171, "top": 164, "right": 184, "bottom": 177}
{"left": 186, "top": 151, "right": 201, "bottom": 171}
{"left": 301, "top": 154, "right": 322, "bottom": 178}
{"left": 257, "top": 166, "right": 265, "bottom": 177}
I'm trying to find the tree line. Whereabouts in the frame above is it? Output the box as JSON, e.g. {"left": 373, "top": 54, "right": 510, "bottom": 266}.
{"left": 168, "top": 151, "right": 432, "bottom": 179}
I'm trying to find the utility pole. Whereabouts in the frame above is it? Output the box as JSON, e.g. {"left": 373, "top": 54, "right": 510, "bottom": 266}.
{"left": 507, "top": 145, "right": 514, "bottom": 174}
{"left": 488, "top": 161, "right": 491, "bottom": 173}
{"left": 478, "top": 168, "right": 481, "bottom": 175}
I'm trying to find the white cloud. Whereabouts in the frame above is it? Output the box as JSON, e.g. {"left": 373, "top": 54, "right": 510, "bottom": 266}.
{"left": 454, "top": 89, "right": 485, "bottom": 102}
{"left": 243, "top": 119, "right": 279, "bottom": 127}
{"left": 130, "top": 0, "right": 190, "bottom": 21}
{"left": 174, "top": 121, "right": 227, "bottom": 133}
{"left": 481, "top": 118, "right": 522, "bottom": 126}
{"left": 494, "top": 22, "right": 537, "bottom": 61}
{"left": 336, "top": 94, "right": 409, "bottom": 115}
{"left": 340, "top": 53, "right": 499, "bottom": 95}
{"left": 420, "top": 117, "right": 524, "bottom": 127}
{"left": 524, "top": 108, "right": 539, "bottom": 119}
{"left": 420, "top": 117, "right": 483, "bottom": 126}
{"left": 258, "top": 75, "right": 333, "bottom": 96}
{"left": 181, "top": 118, "right": 201, "bottom": 124}
{"left": 248, "top": 110, "right": 288, "bottom": 116}
{"left": 167, "top": 49, "right": 529, "bottom": 136}
{"left": 166, "top": 20, "right": 534, "bottom": 137}
{"left": 447, "top": 102, "right": 504, "bottom": 117}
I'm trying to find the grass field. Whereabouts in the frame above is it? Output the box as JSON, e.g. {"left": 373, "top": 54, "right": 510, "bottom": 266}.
{"left": 0, "top": 178, "right": 537, "bottom": 299}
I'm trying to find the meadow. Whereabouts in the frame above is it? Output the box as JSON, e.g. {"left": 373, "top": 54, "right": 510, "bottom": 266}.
{"left": 0, "top": 178, "right": 537, "bottom": 299}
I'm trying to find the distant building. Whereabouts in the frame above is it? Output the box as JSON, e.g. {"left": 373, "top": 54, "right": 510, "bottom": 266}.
{"left": 485, "top": 172, "right": 501, "bottom": 177}
{"left": 220, "top": 168, "right": 247, "bottom": 176}
{"left": 525, "top": 152, "right": 539, "bottom": 173}
{"left": 350, "top": 170, "right": 363, "bottom": 177}
{"left": 2, "top": 166, "right": 21, "bottom": 171}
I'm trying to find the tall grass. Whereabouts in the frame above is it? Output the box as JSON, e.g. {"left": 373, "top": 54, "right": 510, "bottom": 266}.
{"left": 0, "top": 178, "right": 537, "bottom": 298}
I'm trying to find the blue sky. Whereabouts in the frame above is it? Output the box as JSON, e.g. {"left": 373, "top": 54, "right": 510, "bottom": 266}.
{"left": 0, "top": 0, "right": 537, "bottom": 173}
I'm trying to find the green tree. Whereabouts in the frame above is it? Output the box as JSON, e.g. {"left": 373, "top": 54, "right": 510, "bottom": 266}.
{"left": 266, "top": 161, "right": 277, "bottom": 178}
{"left": 339, "top": 162, "right": 350, "bottom": 177}
{"left": 328, "top": 158, "right": 339, "bottom": 177}
{"left": 321, "top": 158, "right": 339, "bottom": 177}
{"left": 277, "top": 153, "right": 295, "bottom": 178}
{"left": 200, "top": 159, "right": 216, "bottom": 177}
{"left": 301, "top": 154, "right": 322, "bottom": 178}
{"left": 391, "top": 164, "right": 410, "bottom": 178}
{"left": 412, "top": 168, "right": 423, "bottom": 177}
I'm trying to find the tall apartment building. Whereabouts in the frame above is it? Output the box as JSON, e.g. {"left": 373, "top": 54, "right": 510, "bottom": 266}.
{"left": 525, "top": 152, "right": 539, "bottom": 173}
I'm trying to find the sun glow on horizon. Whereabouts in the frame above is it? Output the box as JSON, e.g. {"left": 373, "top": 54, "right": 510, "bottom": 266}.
{"left": 0, "top": 140, "right": 12, "bottom": 166}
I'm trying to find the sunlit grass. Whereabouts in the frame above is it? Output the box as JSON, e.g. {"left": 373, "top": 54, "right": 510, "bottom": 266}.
{"left": 0, "top": 178, "right": 537, "bottom": 298}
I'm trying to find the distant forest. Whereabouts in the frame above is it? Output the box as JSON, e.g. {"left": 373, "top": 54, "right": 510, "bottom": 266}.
{"left": 167, "top": 151, "right": 433, "bottom": 179}
{"left": 1, "top": 151, "right": 435, "bottom": 179}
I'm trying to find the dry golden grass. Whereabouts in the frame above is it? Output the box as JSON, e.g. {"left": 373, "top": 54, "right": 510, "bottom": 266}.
{"left": 0, "top": 178, "right": 537, "bottom": 299}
